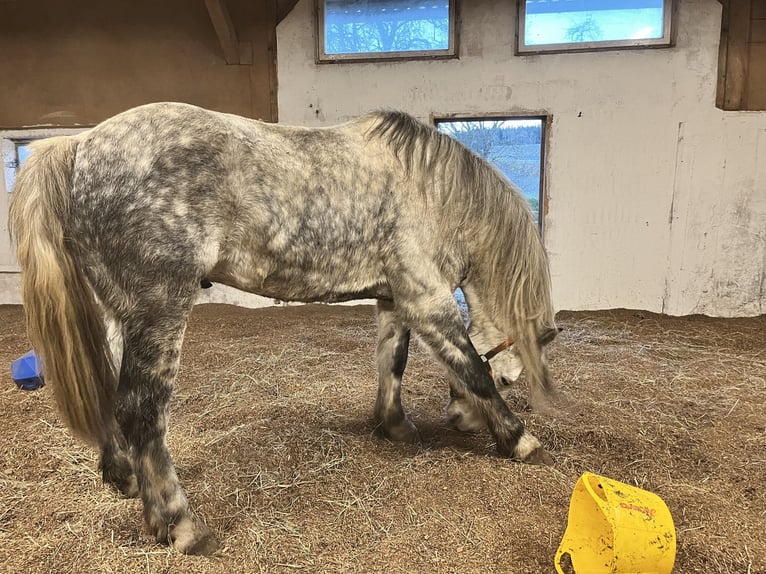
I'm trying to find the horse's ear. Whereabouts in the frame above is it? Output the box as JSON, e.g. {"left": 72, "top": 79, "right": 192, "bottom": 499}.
{"left": 538, "top": 327, "right": 562, "bottom": 346}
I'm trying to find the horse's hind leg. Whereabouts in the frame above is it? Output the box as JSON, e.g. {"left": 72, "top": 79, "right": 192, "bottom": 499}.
{"left": 374, "top": 300, "right": 419, "bottom": 443}
{"left": 101, "top": 432, "right": 137, "bottom": 497}
{"left": 99, "top": 314, "right": 139, "bottom": 497}
{"left": 116, "top": 299, "right": 217, "bottom": 555}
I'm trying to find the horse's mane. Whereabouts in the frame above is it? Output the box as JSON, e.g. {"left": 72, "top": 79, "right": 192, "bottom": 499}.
{"left": 366, "top": 110, "right": 555, "bottom": 340}
{"left": 365, "top": 111, "right": 457, "bottom": 178}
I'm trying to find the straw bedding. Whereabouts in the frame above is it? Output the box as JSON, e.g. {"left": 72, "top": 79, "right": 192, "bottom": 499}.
{"left": 0, "top": 303, "right": 763, "bottom": 573}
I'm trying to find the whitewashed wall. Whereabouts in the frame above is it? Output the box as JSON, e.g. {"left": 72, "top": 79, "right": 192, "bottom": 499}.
{"left": 2, "top": 0, "right": 764, "bottom": 317}
{"left": 277, "top": 0, "right": 766, "bottom": 317}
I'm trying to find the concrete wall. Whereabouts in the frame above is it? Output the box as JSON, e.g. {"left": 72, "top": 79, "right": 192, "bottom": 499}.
{"left": 277, "top": 0, "right": 766, "bottom": 317}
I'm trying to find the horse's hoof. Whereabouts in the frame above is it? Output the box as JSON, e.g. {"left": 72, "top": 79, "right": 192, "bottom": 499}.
{"left": 508, "top": 432, "right": 554, "bottom": 466}
{"left": 182, "top": 529, "right": 220, "bottom": 556}
{"left": 445, "top": 397, "right": 487, "bottom": 432}
{"left": 523, "top": 446, "right": 554, "bottom": 466}
{"left": 169, "top": 516, "right": 219, "bottom": 555}
{"left": 103, "top": 472, "right": 139, "bottom": 498}
{"left": 382, "top": 418, "right": 421, "bottom": 444}
{"left": 446, "top": 412, "right": 486, "bottom": 432}
{"left": 101, "top": 460, "right": 139, "bottom": 498}
{"left": 116, "top": 474, "right": 140, "bottom": 498}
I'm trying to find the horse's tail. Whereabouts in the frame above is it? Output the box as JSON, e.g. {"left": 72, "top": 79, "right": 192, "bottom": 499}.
{"left": 9, "top": 136, "right": 116, "bottom": 447}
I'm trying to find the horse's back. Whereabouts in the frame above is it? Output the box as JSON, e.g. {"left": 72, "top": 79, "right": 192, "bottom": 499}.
{"left": 66, "top": 103, "right": 410, "bottom": 304}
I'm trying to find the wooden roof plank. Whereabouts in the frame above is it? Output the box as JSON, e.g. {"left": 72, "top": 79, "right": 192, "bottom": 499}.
{"left": 205, "top": 0, "right": 240, "bottom": 64}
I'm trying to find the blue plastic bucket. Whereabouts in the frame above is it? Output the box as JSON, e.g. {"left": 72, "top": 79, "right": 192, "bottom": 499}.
{"left": 11, "top": 350, "right": 45, "bottom": 390}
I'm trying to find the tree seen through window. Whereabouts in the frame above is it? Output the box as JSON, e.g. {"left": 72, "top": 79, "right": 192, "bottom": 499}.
{"left": 436, "top": 118, "right": 545, "bottom": 226}
{"left": 324, "top": 0, "right": 450, "bottom": 55}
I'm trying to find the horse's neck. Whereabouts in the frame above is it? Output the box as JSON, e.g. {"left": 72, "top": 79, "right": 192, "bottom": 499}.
{"left": 462, "top": 283, "right": 506, "bottom": 341}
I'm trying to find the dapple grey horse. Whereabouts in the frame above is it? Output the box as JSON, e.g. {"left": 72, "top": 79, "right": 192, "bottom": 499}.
{"left": 10, "top": 103, "right": 557, "bottom": 554}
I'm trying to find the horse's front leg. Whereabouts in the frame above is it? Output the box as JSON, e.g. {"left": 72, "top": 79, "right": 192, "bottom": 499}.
{"left": 402, "top": 292, "right": 552, "bottom": 465}
{"left": 374, "top": 300, "right": 420, "bottom": 443}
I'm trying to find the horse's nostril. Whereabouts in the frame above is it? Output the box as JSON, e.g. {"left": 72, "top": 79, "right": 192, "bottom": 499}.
{"left": 499, "top": 376, "right": 512, "bottom": 387}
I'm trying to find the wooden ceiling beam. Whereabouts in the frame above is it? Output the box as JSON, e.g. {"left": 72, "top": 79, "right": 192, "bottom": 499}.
{"left": 205, "top": 0, "right": 241, "bottom": 64}
{"left": 277, "top": 0, "right": 300, "bottom": 23}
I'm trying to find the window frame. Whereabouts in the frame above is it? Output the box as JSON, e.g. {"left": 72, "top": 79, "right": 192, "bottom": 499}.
{"left": 2, "top": 128, "right": 86, "bottom": 193}
{"left": 315, "top": 0, "right": 459, "bottom": 64}
{"left": 431, "top": 112, "right": 550, "bottom": 235}
{"left": 516, "top": 0, "right": 675, "bottom": 55}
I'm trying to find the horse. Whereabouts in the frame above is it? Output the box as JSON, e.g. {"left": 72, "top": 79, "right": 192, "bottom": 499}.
{"left": 9, "top": 102, "right": 558, "bottom": 555}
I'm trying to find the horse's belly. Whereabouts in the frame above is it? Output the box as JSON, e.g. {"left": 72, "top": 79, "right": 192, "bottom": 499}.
{"left": 261, "top": 268, "right": 390, "bottom": 302}
{"left": 209, "top": 257, "right": 390, "bottom": 303}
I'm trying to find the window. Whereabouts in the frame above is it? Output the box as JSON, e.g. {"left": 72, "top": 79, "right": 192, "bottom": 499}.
{"left": 2, "top": 129, "right": 83, "bottom": 192}
{"left": 436, "top": 115, "right": 547, "bottom": 318}
{"left": 2, "top": 140, "right": 30, "bottom": 193}
{"left": 435, "top": 116, "right": 547, "bottom": 229}
{"left": 517, "top": 0, "right": 673, "bottom": 55}
{"left": 15, "top": 142, "right": 32, "bottom": 165}
{"left": 316, "top": 0, "right": 458, "bottom": 63}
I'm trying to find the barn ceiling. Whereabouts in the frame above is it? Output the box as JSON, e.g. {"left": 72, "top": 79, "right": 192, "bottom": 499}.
{"left": 205, "top": 0, "right": 300, "bottom": 65}
{"left": 277, "top": 0, "right": 300, "bottom": 22}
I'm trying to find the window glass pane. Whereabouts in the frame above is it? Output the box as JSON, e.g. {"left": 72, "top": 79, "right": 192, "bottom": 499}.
{"left": 324, "top": 0, "right": 450, "bottom": 55}
{"left": 3, "top": 141, "right": 33, "bottom": 193}
{"left": 524, "top": 0, "right": 665, "bottom": 46}
{"left": 436, "top": 119, "right": 543, "bottom": 224}
{"left": 16, "top": 143, "right": 32, "bottom": 166}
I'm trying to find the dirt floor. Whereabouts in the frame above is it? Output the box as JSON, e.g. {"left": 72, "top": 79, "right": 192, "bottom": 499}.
{"left": 0, "top": 303, "right": 764, "bottom": 574}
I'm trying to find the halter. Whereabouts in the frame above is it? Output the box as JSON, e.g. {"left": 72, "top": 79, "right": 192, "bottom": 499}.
{"left": 479, "top": 336, "right": 515, "bottom": 377}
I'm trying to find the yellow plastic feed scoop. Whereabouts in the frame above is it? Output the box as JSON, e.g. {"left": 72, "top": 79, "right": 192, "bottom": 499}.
{"left": 555, "top": 472, "right": 676, "bottom": 573}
